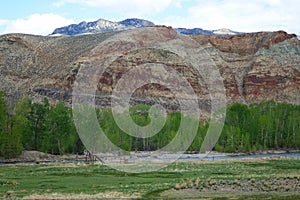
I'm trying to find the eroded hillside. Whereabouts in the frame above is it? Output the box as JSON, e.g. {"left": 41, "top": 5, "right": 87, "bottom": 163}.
{"left": 0, "top": 27, "right": 299, "bottom": 112}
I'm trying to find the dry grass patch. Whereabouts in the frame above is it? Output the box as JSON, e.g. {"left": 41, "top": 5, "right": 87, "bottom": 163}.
{"left": 22, "top": 192, "right": 140, "bottom": 199}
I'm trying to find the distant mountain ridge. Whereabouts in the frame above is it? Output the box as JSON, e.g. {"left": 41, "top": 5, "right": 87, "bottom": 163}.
{"left": 175, "top": 27, "right": 241, "bottom": 36}
{"left": 50, "top": 18, "right": 154, "bottom": 36}
{"left": 50, "top": 18, "right": 242, "bottom": 36}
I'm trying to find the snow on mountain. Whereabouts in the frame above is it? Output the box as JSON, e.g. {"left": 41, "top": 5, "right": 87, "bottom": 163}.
{"left": 50, "top": 18, "right": 243, "bottom": 36}
{"left": 212, "top": 28, "right": 241, "bottom": 35}
{"left": 50, "top": 18, "right": 154, "bottom": 36}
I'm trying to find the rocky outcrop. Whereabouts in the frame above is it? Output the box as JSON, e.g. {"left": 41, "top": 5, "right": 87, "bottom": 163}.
{"left": 0, "top": 27, "right": 299, "bottom": 113}
{"left": 192, "top": 30, "right": 300, "bottom": 104}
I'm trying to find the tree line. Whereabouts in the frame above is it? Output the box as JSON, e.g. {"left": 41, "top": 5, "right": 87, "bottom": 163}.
{"left": 0, "top": 91, "right": 83, "bottom": 159}
{"left": 0, "top": 90, "right": 300, "bottom": 159}
{"left": 216, "top": 101, "right": 300, "bottom": 152}
{"left": 98, "top": 102, "right": 300, "bottom": 153}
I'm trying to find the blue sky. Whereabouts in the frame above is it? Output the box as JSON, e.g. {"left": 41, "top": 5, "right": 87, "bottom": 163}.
{"left": 0, "top": 0, "right": 299, "bottom": 35}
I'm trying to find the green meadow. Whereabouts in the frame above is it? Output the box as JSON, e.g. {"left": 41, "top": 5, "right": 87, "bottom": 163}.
{"left": 1, "top": 158, "right": 300, "bottom": 199}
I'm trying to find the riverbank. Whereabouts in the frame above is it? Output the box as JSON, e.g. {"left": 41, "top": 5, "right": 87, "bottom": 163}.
{"left": 1, "top": 150, "right": 300, "bottom": 165}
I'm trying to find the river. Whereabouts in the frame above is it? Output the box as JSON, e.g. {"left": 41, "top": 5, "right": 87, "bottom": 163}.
{"left": 1, "top": 152, "right": 299, "bottom": 165}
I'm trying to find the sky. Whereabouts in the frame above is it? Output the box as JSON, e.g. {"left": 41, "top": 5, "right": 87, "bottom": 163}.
{"left": 0, "top": 0, "right": 299, "bottom": 36}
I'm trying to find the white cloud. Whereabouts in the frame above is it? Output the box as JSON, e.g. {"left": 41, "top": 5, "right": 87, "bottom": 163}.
{"left": 1, "top": 13, "right": 75, "bottom": 35}
{"left": 53, "top": 0, "right": 174, "bottom": 17}
{"left": 1, "top": 0, "right": 298, "bottom": 35}
{"left": 0, "top": 19, "right": 9, "bottom": 26}
{"left": 158, "top": 0, "right": 300, "bottom": 34}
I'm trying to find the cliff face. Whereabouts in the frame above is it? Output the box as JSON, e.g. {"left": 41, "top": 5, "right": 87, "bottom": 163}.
{"left": 0, "top": 27, "right": 299, "bottom": 111}
{"left": 192, "top": 31, "right": 300, "bottom": 104}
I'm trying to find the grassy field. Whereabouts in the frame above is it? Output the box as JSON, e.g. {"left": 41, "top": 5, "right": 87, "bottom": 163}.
{"left": 0, "top": 159, "right": 300, "bottom": 199}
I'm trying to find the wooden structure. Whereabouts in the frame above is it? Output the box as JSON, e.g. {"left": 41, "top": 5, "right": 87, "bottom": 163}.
{"left": 84, "top": 150, "right": 104, "bottom": 164}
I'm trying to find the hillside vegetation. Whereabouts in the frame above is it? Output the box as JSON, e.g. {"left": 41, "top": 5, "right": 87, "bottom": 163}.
{"left": 0, "top": 91, "right": 299, "bottom": 159}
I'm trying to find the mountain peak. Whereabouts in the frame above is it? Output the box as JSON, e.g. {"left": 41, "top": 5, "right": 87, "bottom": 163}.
{"left": 50, "top": 17, "right": 243, "bottom": 36}
{"left": 50, "top": 18, "right": 154, "bottom": 36}
{"left": 212, "top": 28, "right": 240, "bottom": 35}
{"left": 119, "top": 18, "right": 155, "bottom": 27}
